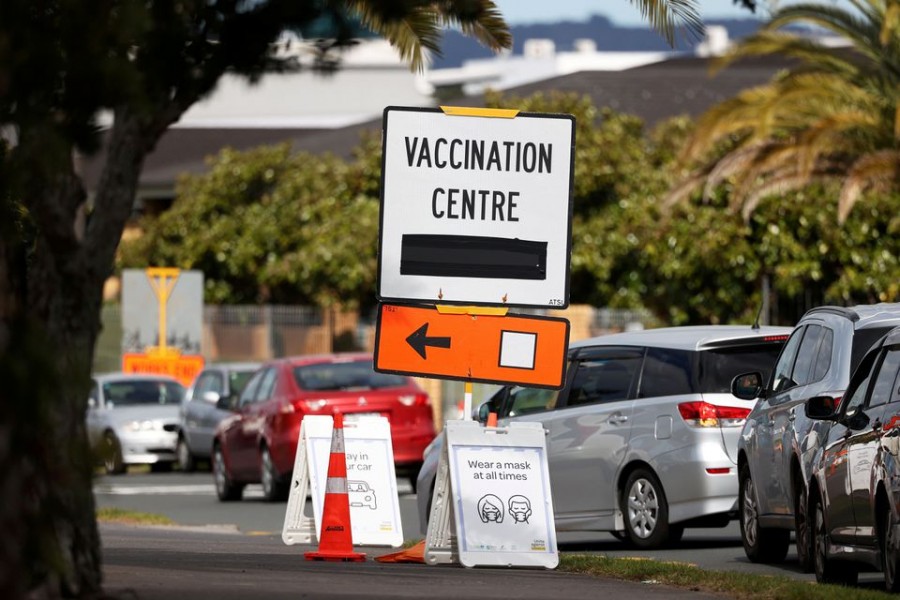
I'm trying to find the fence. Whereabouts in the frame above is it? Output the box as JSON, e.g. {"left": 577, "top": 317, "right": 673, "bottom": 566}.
{"left": 93, "top": 303, "right": 658, "bottom": 426}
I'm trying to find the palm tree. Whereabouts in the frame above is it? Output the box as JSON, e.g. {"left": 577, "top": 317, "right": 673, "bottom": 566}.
{"left": 667, "top": 0, "right": 900, "bottom": 222}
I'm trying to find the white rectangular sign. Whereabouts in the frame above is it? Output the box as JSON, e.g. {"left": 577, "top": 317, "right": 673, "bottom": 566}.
{"left": 445, "top": 420, "right": 558, "bottom": 568}
{"left": 378, "top": 106, "right": 575, "bottom": 309}
{"left": 282, "top": 415, "right": 404, "bottom": 547}
{"left": 122, "top": 269, "right": 203, "bottom": 354}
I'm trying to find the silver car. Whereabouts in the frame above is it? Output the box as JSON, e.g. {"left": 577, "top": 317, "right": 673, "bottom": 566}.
{"left": 87, "top": 373, "right": 185, "bottom": 474}
{"left": 731, "top": 303, "right": 900, "bottom": 571}
{"left": 177, "top": 362, "right": 260, "bottom": 471}
{"left": 417, "top": 325, "right": 791, "bottom": 549}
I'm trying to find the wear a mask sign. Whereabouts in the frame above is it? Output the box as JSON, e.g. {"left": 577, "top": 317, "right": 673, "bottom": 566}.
{"left": 445, "top": 421, "right": 558, "bottom": 567}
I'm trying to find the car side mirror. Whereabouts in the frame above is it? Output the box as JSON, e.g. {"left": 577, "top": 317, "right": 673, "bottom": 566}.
{"left": 805, "top": 395, "right": 840, "bottom": 420}
{"left": 475, "top": 401, "right": 491, "bottom": 423}
{"left": 201, "top": 390, "right": 222, "bottom": 404}
{"left": 216, "top": 394, "right": 236, "bottom": 411}
{"left": 88, "top": 397, "right": 97, "bottom": 409}
{"left": 732, "top": 372, "right": 763, "bottom": 400}
{"left": 842, "top": 406, "right": 870, "bottom": 431}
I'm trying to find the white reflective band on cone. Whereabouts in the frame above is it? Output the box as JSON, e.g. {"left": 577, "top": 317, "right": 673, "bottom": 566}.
{"left": 325, "top": 477, "right": 348, "bottom": 494}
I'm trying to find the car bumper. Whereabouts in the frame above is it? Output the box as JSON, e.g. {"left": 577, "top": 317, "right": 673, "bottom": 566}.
{"left": 653, "top": 439, "right": 740, "bottom": 524}
{"left": 119, "top": 431, "right": 178, "bottom": 465}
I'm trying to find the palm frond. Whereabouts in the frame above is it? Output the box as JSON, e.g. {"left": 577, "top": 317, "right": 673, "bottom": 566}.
{"left": 661, "top": 168, "right": 713, "bottom": 208}
{"left": 629, "top": 0, "right": 704, "bottom": 46}
{"left": 839, "top": 149, "right": 900, "bottom": 221}
{"left": 437, "top": 1, "right": 512, "bottom": 54}
{"left": 344, "top": 1, "right": 510, "bottom": 72}
{"left": 701, "top": 142, "right": 770, "bottom": 200}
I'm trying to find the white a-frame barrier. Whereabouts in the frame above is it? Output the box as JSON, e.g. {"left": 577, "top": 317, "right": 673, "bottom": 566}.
{"left": 425, "top": 419, "right": 558, "bottom": 569}
{"left": 282, "top": 415, "right": 404, "bottom": 548}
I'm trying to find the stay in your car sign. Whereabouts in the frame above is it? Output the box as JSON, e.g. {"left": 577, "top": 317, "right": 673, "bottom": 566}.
{"left": 378, "top": 106, "right": 575, "bottom": 309}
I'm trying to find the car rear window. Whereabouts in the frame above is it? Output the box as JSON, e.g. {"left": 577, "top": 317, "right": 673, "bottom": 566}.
{"left": 229, "top": 370, "right": 256, "bottom": 395}
{"left": 639, "top": 347, "right": 695, "bottom": 397}
{"left": 103, "top": 380, "right": 184, "bottom": 406}
{"left": 698, "top": 343, "right": 785, "bottom": 393}
{"left": 293, "top": 361, "right": 408, "bottom": 391}
{"left": 852, "top": 326, "right": 897, "bottom": 373}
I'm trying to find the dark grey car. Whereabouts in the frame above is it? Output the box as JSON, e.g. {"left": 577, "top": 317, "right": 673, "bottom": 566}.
{"left": 805, "top": 325, "right": 900, "bottom": 590}
{"left": 177, "top": 362, "right": 260, "bottom": 471}
{"left": 733, "top": 303, "right": 900, "bottom": 571}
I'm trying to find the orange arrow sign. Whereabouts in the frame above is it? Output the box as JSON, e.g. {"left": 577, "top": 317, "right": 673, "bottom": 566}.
{"left": 374, "top": 304, "right": 570, "bottom": 389}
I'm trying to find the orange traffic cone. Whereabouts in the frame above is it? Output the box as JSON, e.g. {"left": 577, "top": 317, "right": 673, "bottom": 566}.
{"left": 305, "top": 413, "right": 366, "bottom": 562}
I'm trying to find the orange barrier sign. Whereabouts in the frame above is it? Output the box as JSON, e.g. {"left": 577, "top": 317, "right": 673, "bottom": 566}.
{"left": 374, "top": 304, "right": 569, "bottom": 389}
{"left": 122, "top": 353, "right": 205, "bottom": 387}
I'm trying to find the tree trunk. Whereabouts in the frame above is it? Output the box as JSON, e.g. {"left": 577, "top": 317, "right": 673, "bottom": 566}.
{"left": 0, "top": 105, "right": 172, "bottom": 598}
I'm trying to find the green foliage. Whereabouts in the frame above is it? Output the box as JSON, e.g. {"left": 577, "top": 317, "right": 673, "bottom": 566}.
{"left": 123, "top": 90, "right": 898, "bottom": 325}
{"left": 120, "top": 142, "right": 382, "bottom": 306}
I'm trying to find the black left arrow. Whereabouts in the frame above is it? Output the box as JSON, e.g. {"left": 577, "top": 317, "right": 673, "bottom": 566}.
{"left": 406, "top": 323, "right": 451, "bottom": 360}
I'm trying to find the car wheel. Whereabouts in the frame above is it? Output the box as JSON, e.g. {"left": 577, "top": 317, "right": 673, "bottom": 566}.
{"left": 739, "top": 463, "right": 789, "bottom": 563}
{"left": 794, "top": 479, "right": 813, "bottom": 573}
{"left": 260, "top": 446, "right": 287, "bottom": 502}
{"left": 621, "top": 468, "right": 672, "bottom": 549}
{"left": 212, "top": 444, "right": 244, "bottom": 502}
{"left": 883, "top": 504, "right": 900, "bottom": 592}
{"left": 177, "top": 437, "right": 196, "bottom": 473}
{"left": 813, "top": 492, "right": 858, "bottom": 585}
{"left": 103, "top": 432, "right": 126, "bottom": 475}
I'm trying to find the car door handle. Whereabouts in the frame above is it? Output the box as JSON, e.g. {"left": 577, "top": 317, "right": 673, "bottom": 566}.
{"left": 609, "top": 414, "right": 628, "bottom": 425}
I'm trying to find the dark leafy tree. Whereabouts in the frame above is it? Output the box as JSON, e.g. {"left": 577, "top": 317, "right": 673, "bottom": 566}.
{"left": 0, "top": 0, "right": 731, "bottom": 595}
{"left": 0, "top": 3, "right": 510, "bottom": 597}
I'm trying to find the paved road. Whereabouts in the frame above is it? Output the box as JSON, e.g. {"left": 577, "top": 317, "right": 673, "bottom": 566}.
{"left": 101, "top": 523, "right": 725, "bottom": 600}
{"left": 94, "top": 471, "right": 888, "bottom": 589}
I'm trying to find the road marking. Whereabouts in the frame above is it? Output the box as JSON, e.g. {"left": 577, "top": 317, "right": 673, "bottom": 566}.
{"left": 94, "top": 483, "right": 264, "bottom": 499}
{"left": 94, "top": 480, "right": 413, "bottom": 497}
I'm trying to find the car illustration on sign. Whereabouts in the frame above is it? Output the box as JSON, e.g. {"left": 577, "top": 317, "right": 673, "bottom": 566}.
{"left": 348, "top": 480, "right": 377, "bottom": 510}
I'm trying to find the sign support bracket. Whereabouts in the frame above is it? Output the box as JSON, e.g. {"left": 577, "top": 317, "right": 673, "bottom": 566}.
{"left": 424, "top": 432, "right": 457, "bottom": 565}
{"left": 434, "top": 304, "right": 510, "bottom": 420}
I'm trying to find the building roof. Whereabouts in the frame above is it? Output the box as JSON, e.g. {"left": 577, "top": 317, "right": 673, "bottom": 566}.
{"left": 82, "top": 54, "right": 790, "bottom": 197}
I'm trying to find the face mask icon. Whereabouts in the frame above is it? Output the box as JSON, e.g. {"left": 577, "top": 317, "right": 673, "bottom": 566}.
{"left": 477, "top": 494, "right": 504, "bottom": 523}
{"left": 508, "top": 495, "right": 532, "bottom": 524}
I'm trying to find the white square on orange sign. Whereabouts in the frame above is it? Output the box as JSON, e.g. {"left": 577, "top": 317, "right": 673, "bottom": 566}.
{"left": 500, "top": 331, "right": 537, "bottom": 370}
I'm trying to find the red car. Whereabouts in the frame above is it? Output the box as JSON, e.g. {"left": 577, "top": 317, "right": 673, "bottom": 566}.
{"left": 212, "top": 353, "right": 435, "bottom": 501}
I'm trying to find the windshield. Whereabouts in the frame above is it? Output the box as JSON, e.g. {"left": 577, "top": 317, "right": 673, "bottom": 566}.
{"left": 293, "top": 360, "right": 408, "bottom": 391}
{"left": 102, "top": 380, "right": 184, "bottom": 406}
{"left": 229, "top": 370, "right": 256, "bottom": 395}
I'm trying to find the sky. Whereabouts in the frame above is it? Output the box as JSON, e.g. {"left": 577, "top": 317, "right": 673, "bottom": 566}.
{"left": 492, "top": 1, "right": 772, "bottom": 27}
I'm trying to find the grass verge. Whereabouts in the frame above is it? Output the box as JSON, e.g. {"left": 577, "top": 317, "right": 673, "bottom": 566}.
{"left": 96, "top": 507, "right": 175, "bottom": 526}
{"left": 560, "top": 554, "right": 893, "bottom": 600}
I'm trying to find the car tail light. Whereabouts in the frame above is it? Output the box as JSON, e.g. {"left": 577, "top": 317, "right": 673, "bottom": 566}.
{"left": 398, "top": 393, "right": 431, "bottom": 407}
{"left": 677, "top": 401, "right": 751, "bottom": 428}
{"left": 304, "top": 399, "right": 327, "bottom": 411}
{"left": 279, "top": 398, "right": 324, "bottom": 414}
